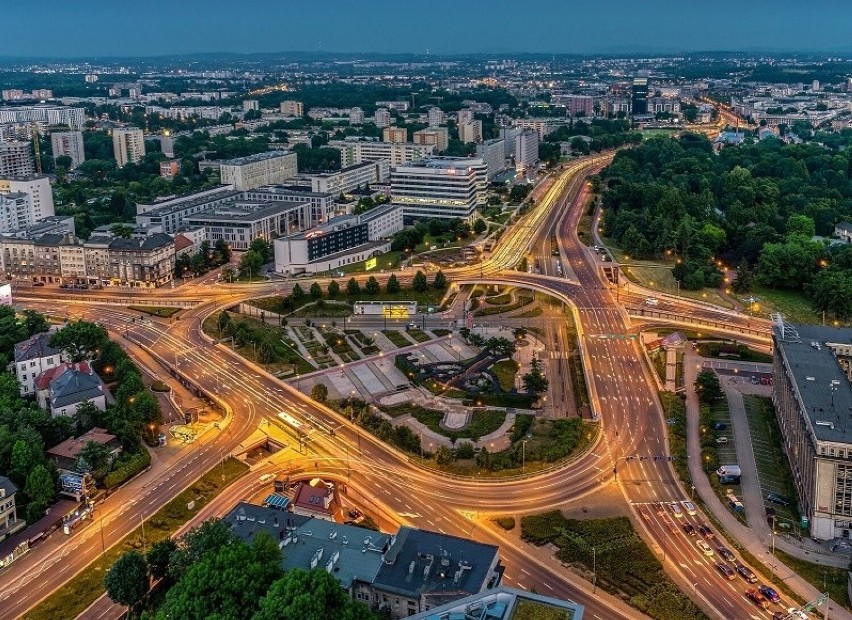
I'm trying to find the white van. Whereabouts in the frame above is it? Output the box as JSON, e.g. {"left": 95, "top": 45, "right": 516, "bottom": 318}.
{"left": 645, "top": 298, "right": 659, "bottom": 307}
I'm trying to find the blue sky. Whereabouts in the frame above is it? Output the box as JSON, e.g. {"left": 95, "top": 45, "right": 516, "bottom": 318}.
{"left": 6, "top": 0, "right": 852, "bottom": 57}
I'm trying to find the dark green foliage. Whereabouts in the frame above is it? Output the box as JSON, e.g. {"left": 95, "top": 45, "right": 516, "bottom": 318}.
{"left": 694, "top": 371, "right": 723, "bottom": 404}
{"left": 412, "top": 271, "right": 428, "bottom": 292}
{"left": 105, "top": 551, "right": 149, "bottom": 609}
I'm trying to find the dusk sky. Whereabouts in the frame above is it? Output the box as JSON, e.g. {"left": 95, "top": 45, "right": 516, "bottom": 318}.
{"left": 7, "top": 0, "right": 852, "bottom": 57}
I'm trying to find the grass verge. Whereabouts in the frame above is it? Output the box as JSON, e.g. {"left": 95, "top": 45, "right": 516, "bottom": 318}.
{"left": 491, "top": 359, "right": 520, "bottom": 392}
{"left": 774, "top": 549, "right": 850, "bottom": 609}
{"left": 382, "top": 329, "right": 413, "bottom": 348}
{"left": 128, "top": 306, "right": 182, "bottom": 318}
{"left": 24, "top": 458, "right": 249, "bottom": 620}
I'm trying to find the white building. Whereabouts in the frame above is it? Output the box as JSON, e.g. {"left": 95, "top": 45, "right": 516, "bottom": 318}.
{"left": 391, "top": 157, "right": 487, "bottom": 222}
{"left": 280, "top": 101, "right": 304, "bottom": 117}
{"left": 515, "top": 130, "right": 539, "bottom": 170}
{"left": 413, "top": 127, "right": 449, "bottom": 152}
{"left": 242, "top": 99, "right": 259, "bottom": 111}
{"left": 427, "top": 107, "right": 444, "bottom": 127}
{"left": 330, "top": 139, "right": 433, "bottom": 168}
{"left": 513, "top": 118, "right": 563, "bottom": 140}
{"left": 218, "top": 151, "right": 298, "bottom": 191}
{"left": 374, "top": 108, "right": 391, "bottom": 128}
{"left": 457, "top": 109, "right": 475, "bottom": 125}
{"left": 349, "top": 107, "right": 364, "bottom": 125}
{"left": 459, "top": 120, "right": 483, "bottom": 144}
{"left": 0, "top": 141, "right": 34, "bottom": 177}
{"left": 0, "top": 105, "right": 85, "bottom": 131}
{"left": 0, "top": 175, "right": 54, "bottom": 227}
{"left": 476, "top": 139, "right": 506, "bottom": 180}
{"left": 309, "top": 162, "right": 387, "bottom": 196}
{"left": 112, "top": 127, "right": 145, "bottom": 167}
{"left": 14, "top": 332, "right": 62, "bottom": 396}
{"left": 50, "top": 131, "right": 85, "bottom": 169}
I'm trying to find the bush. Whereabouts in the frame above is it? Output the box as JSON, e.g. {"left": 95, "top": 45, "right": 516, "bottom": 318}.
{"left": 493, "top": 516, "right": 516, "bottom": 531}
{"left": 520, "top": 510, "right": 570, "bottom": 545}
{"left": 104, "top": 449, "right": 151, "bottom": 490}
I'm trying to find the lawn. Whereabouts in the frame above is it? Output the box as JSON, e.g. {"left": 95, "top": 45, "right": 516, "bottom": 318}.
{"left": 491, "top": 359, "right": 520, "bottom": 391}
{"left": 520, "top": 513, "right": 708, "bottom": 620}
{"left": 473, "top": 291, "right": 534, "bottom": 316}
{"left": 380, "top": 403, "right": 506, "bottom": 441}
{"left": 751, "top": 285, "right": 825, "bottom": 325}
{"left": 336, "top": 250, "right": 403, "bottom": 274}
{"left": 695, "top": 341, "right": 772, "bottom": 364}
{"left": 382, "top": 329, "right": 413, "bottom": 348}
{"left": 25, "top": 459, "right": 249, "bottom": 620}
{"left": 774, "top": 549, "right": 850, "bottom": 609}
{"left": 128, "top": 305, "right": 182, "bottom": 318}
{"left": 407, "top": 328, "right": 431, "bottom": 343}
{"left": 512, "top": 599, "right": 573, "bottom": 620}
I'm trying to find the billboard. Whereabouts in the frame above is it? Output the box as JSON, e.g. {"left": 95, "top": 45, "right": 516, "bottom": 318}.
{"left": 365, "top": 257, "right": 377, "bottom": 271}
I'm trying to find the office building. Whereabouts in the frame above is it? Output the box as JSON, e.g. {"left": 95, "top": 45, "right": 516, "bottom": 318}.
{"left": 330, "top": 139, "right": 434, "bottom": 168}
{"left": 224, "top": 502, "right": 501, "bottom": 620}
{"left": 0, "top": 175, "right": 54, "bottom": 227}
{"left": 375, "top": 108, "right": 391, "bottom": 128}
{"left": 500, "top": 127, "right": 521, "bottom": 157}
{"left": 632, "top": 77, "right": 649, "bottom": 115}
{"left": 515, "top": 130, "right": 539, "bottom": 170}
{"left": 243, "top": 186, "right": 334, "bottom": 227}
{"left": 218, "top": 151, "right": 298, "bottom": 191}
{"left": 383, "top": 127, "right": 408, "bottom": 143}
{"left": 459, "top": 120, "right": 483, "bottom": 144}
{"left": 457, "top": 109, "right": 475, "bottom": 126}
{"left": 413, "top": 127, "right": 449, "bottom": 152}
{"left": 0, "top": 105, "right": 85, "bottom": 131}
{"left": 274, "top": 204, "right": 402, "bottom": 275}
{"left": 112, "top": 127, "right": 145, "bottom": 167}
{"left": 184, "top": 201, "right": 291, "bottom": 251}
{"left": 391, "top": 157, "right": 487, "bottom": 222}
{"left": 280, "top": 101, "right": 303, "bottom": 117}
{"left": 0, "top": 142, "right": 35, "bottom": 177}
{"left": 772, "top": 322, "right": 852, "bottom": 540}
{"left": 427, "top": 107, "right": 444, "bottom": 127}
{"left": 242, "top": 99, "right": 259, "bottom": 112}
{"left": 50, "top": 131, "right": 85, "bottom": 169}
{"left": 349, "top": 107, "right": 365, "bottom": 125}
{"left": 476, "top": 138, "right": 506, "bottom": 180}
{"left": 309, "top": 161, "right": 387, "bottom": 196}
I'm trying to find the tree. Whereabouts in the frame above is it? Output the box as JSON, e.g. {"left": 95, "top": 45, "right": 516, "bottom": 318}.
{"left": 105, "top": 551, "right": 149, "bottom": 609}
{"left": 433, "top": 270, "right": 447, "bottom": 290}
{"left": 473, "top": 218, "right": 487, "bottom": 234}
{"left": 365, "top": 276, "right": 380, "bottom": 295}
{"left": 731, "top": 259, "right": 754, "bottom": 293}
{"left": 291, "top": 284, "right": 305, "bottom": 304}
{"left": 513, "top": 327, "right": 527, "bottom": 341}
{"left": 55, "top": 154, "right": 73, "bottom": 170}
{"left": 238, "top": 250, "right": 264, "bottom": 279}
{"left": 147, "top": 538, "right": 178, "bottom": 581}
{"left": 483, "top": 337, "right": 516, "bottom": 357}
{"left": 249, "top": 238, "right": 273, "bottom": 263}
{"left": 214, "top": 238, "right": 232, "bottom": 264}
{"left": 49, "top": 321, "right": 108, "bottom": 362}
{"left": 309, "top": 282, "right": 322, "bottom": 299}
{"left": 310, "top": 383, "right": 329, "bottom": 404}
{"left": 78, "top": 440, "right": 112, "bottom": 481}
{"left": 694, "top": 370, "right": 723, "bottom": 404}
{"left": 522, "top": 357, "right": 549, "bottom": 395}
{"left": 435, "top": 446, "right": 454, "bottom": 466}
{"left": 346, "top": 278, "right": 361, "bottom": 296}
{"left": 327, "top": 280, "right": 340, "bottom": 299}
{"left": 168, "top": 519, "right": 235, "bottom": 580}
{"left": 24, "top": 464, "right": 55, "bottom": 522}
{"left": 386, "top": 274, "right": 400, "bottom": 294}
{"left": 217, "top": 311, "right": 232, "bottom": 336}
{"left": 412, "top": 270, "right": 428, "bottom": 293}
{"left": 110, "top": 223, "right": 134, "bottom": 238}
{"left": 21, "top": 310, "right": 48, "bottom": 337}
{"left": 255, "top": 568, "right": 375, "bottom": 620}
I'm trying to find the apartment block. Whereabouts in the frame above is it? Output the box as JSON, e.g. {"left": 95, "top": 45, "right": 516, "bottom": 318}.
{"left": 50, "top": 131, "right": 85, "bottom": 169}
{"left": 459, "top": 120, "right": 483, "bottom": 144}
{"left": 383, "top": 127, "right": 408, "bottom": 144}
{"left": 0, "top": 105, "right": 85, "bottom": 131}
{"left": 476, "top": 138, "right": 506, "bottom": 180}
{"left": 413, "top": 127, "right": 449, "bottom": 152}
{"left": 280, "top": 101, "right": 304, "bottom": 117}
{"left": 0, "top": 175, "right": 54, "bottom": 228}
{"left": 0, "top": 141, "right": 35, "bottom": 177}
{"left": 330, "top": 139, "right": 434, "bottom": 168}
{"left": 112, "top": 127, "right": 145, "bottom": 167}
{"left": 218, "top": 151, "right": 298, "bottom": 191}
{"left": 309, "top": 161, "right": 388, "bottom": 196}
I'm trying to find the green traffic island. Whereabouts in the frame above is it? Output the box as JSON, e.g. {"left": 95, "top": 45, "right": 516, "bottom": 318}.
{"left": 127, "top": 306, "right": 183, "bottom": 319}
{"left": 520, "top": 512, "right": 710, "bottom": 620}
{"left": 473, "top": 290, "right": 535, "bottom": 317}
{"left": 379, "top": 403, "right": 507, "bottom": 442}
{"left": 382, "top": 329, "right": 414, "bottom": 348}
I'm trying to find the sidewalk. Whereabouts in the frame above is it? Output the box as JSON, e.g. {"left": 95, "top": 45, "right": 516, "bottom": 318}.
{"left": 684, "top": 350, "right": 852, "bottom": 618}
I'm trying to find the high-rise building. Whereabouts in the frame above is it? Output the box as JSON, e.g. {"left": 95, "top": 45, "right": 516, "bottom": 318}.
{"left": 242, "top": 99, "right": 259, "bottom": 112}
{"left": 476, "top": 139, "right": 506, "bottom": 180}
{"left": 0, "top": 141, "right": 35, "bottom": 176}
{"left": 427, "top": 107, "right": 444, "bottom": 127}
{"left": 515, "top": 130, "right": 539, "bottom": 170}
{"left": 0, "top": 175, "right": 54, "bottom": 230}
{"left": 457, "top": 109, "right": 475, "bottom": 125}
{"left": 632, "top": 77, "right": 649, "bottom": 115}
{"left": 459, "top": 120, "right": 483, "bottom": 144}
{"left": 349, "top": 107, "right": 364, "bottom": 125}
{"left": 812, "top": 80, "right": 821, "bottom": 92}
{"left": 382, "top": 127, "right": 408, "bottom": 143}
{"left": 500, "top": 127, "right": 521, "bottom": 157}
{"left": 391, "top": 156, "right": 487, "bottom": 222}
{"left": 112, "top": 127, "right": 145, "bottom": 167}
{"left": 374, "top": 108, "right": 391, "bottom": 128}
{"left": 329, "top": 140, "right": 434, "bottom": 168}
{"left": 50, "top": 131, "right": 85, "bottom": 169}
{"left": 280, "top": 101, "right": 304, "bottom": 117}
{"left": 413, "top": 127, "right": 449, "bottom": 152}
{"left": 218, "top": 151, "right": 298, "bottom": 191}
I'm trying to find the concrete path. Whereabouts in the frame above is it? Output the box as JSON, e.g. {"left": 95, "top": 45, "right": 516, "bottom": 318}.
{"left": 684, "top": 350, "right": 852, "bottom": 618}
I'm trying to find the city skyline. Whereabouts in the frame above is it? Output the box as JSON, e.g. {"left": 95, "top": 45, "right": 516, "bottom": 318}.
{"left": 5, "top": 0, "right": 852, "bottom": 58}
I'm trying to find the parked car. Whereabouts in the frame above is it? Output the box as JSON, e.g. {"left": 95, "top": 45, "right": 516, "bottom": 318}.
{"left": 758, "top": 585, "right": 781, "bottom": 604}
{"left": 767, "top": 493, "right": 791, "bottom": 507}
{"left": 716, "top": 437, "right": 729, "bottom": 445}
{"left": 713, "top": 422, "right": 727, "bottom": 431}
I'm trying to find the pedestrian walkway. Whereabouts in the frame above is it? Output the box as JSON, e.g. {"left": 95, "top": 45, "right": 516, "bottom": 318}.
{"left": 684, "top": 350, "right": 852, "bottom": 618}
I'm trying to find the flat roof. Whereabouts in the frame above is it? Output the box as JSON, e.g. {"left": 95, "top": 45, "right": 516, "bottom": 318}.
{"left": 184, "top": 201, "right": 294, "bottom": 224}
{"left": 774, "top": 323, "right": 852, "bottom": 444}
{"left": 220, "top": 151, "right": 295, "bottom": 166}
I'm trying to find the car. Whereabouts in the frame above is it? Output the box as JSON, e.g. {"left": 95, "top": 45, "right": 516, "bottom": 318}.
{"left": 697, "top": 524, "right": 715, "bottom": 539}
{"left": 696, "top": 539, "right": 714, "bottom": 556}
{"left": 682, "top": 523, "right": 696, "bottom": 536}
{"left": 32, "top": 281, "right": 45, "bottom": 287}
{"left": 751, "top": 375, "right": 760, "bottom": 385}
{"left": 716, "top": 437, "right": 729, "bottom": 445}
{"left": 715, "top": 562, "right": 735, "bottom": 580}
{"left": 681, "top": 501, "right": 697, "bottom": 515}
{"left": 716, "top": 545, "right": 736, "bottom": 562}
{"left": 655, "top": 502, "right": 665, "bottom": 516}
{"left": 736, "top": 562, "right": 758, "bottom": 583}
{"left": 760, "top": 377, "right": 769, "bottom": 385}
{"left": 669, "top": 502, "right": 683, "bottom": 518}
{"left": 784, "top": 608, "right": 808, "bottom": 620}
{"left": 645, "top": 297, "right": 659, "bottom": 306}
{"left": 767, "top": 492, "right": 791, "bottom": 507}
{"left": 746, "top": 589, "right": 769, "bottom": 609}
{"left": 773, "top": 613, "right": 788, "bottom": 620}
{"left": 712, "top": 422, "right": 727, "bottom": 430}
{"left": 759, "top": 585, "right": 781, "bottom": 604}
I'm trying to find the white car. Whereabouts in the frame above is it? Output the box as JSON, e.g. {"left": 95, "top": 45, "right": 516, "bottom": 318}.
{"left": 695, "top": 540, "right": 714, "bottom": 556}
{"left": 681, "top": 501, "right": 697, "bottom": 516}
{"left": 669, "top": 502, "right": 683, "bottom": 518}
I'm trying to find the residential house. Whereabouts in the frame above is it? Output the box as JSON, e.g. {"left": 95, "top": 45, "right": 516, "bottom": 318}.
{"left": 46, "top": 427, "right": 121, "bottom": 472}
{"left": 290, "top": 480, "right": 338, "bottom": 521}
{"left": 35, "top": 362, "right": 107, "bottom": 417}
{"left": 835, "top": 221, "right": 852, "bottom": 243}
{"left": 0, "top": 476, "right": 23, "bottom": 540}
{"left": 13, "top": 332, "right": 62, "bottom": 396}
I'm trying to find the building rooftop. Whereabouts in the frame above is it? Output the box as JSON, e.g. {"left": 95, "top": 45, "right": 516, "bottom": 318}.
{"left": 14, "top": 332, "right": 60, "bottom": 363}
{"left": 46, "top": 427, "right": 117, "bottom": 462}
{"left": 774, "top": 323, "right": 852, "bottom": 443}
{"left": 372, "top": 526, "right": 499, "bottom": 601}
{"left": 836, "top": 221, "right": 852, "bottom": 232}
{"left": 408, "top": 586, "right": 583, "bottom": 620}
{"left": 0, "top": 475, "right": 17, "bottom": 498}
{"left": 35, "top": 361, "right": 91, "bottom": 391}
{"left": 219, "top": 151, "right": 295, "bottom": 166}
{"left": 108, "top": 233, "right": 174, "bottom": 252}
{"left": 49, "top": 366, "right": 105, "bottom": 409}
{"left": 184, "top": 201, "right": 291, "bottom": 224}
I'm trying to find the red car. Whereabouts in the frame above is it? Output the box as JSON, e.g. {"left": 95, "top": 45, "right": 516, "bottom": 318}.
{"left": 746, "top": 589, "right": 769, "bottom": 609}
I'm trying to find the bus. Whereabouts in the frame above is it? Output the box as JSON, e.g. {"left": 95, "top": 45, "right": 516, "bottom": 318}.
{"left": 277, "top": 411, "right": 307, "bottom": 434}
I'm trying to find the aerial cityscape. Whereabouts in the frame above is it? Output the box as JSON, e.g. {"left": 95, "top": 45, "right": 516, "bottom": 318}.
{"left": 3, "top": 3, "right": 852, "bottom": 620}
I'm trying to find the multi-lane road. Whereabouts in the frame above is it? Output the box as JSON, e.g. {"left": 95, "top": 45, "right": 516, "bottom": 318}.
{"left": 2, "top": 155, "right": 826, "bottom": 620}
